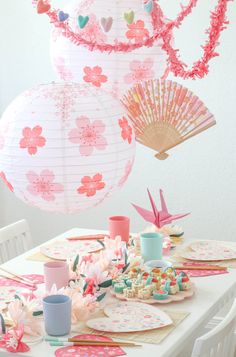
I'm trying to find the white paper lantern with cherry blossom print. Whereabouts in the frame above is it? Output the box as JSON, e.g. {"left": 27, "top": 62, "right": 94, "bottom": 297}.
{"left": 50, "top": 0, "right": 170, "bottom": 98}
{"left": 0, "top": 83, "right": 135, "bottom": 213}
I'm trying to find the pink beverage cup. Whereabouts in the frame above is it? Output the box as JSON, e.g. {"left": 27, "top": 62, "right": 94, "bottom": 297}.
{"left": 44, "top": 261, "right": 69, "bottom": 292}
{"left": 109, "top": 216, "right": 130, "bottom": 242}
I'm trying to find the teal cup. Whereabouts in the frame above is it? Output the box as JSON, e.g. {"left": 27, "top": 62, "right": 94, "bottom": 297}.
{"left": 43, "top": 295, "right": 71, "bottom": 336}
{"left": 140, "top": 232, "right": 163, "bottom": 262}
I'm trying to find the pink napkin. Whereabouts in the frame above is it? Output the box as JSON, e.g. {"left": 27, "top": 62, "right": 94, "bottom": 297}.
{"left": 54, "top": 334, "right": 126, "bottom": 357}
{"left": 0, "top": 274, "right": 44, "bottom": 290}
{"left": 176, "top": 262, "right": 229, "bottom": 277}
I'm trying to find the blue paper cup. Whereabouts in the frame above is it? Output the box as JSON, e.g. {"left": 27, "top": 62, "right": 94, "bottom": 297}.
{"left": 43, "top": 295, "right": 71, "bottom": 336}
{"left": 140, "top": 232, "right": 163, "bottom": 262}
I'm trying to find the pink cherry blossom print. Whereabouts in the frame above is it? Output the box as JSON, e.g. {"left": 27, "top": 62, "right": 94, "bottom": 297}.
{"left": 0, "top": 172, "right": 14, "bottom": 192}
{"left": 53, "top": 57, "right": 73, "bottom": 81}
{"left": 118, "top": 117, "right": 133, "bottom": 144}
{"left": 55, "top": 334, "right": 126, "bottom": 357}
{"left": 126, "top": 20, "right": 149, "bottom": 44}
{"left": 78, "top": 14, "right": 107, "bottom": 43}
{"left": 26, "top": 170, "right": 64, "bottom": 201}
{"left": 118, "top": 160, "right": 134, "bottom": 187}
{"left": 68, "top": 116, "right": 107, "bottom": 156}
{"left": 77, "top": 173, "right": 105, "bottom": 197}
{"left": 19, "top": 126, "right": 46, "bottom": 155}
{"left": 83, "top": 66, "right": 108, "bottom": 87}
{"left": 124, "top": 58, "right": 155, "bottom": 84}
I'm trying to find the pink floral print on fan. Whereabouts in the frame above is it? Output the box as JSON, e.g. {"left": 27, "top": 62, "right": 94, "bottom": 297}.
{"left": 83, "top": 66, "right": 108, "bottom": 87}
{"left": 77, "top": 173, "right": 105, "bottom": 197}
{"left": 118, "top": 117, "right": 133, "bottom": 144}
{"left": 124, "top": 58, "right": 155, "bottom": 84}
{"left": 126, "top": 20, "right": 149, "bottom": 44}
{"left": 26, "top": 170, "right": 64, "bottom": 201}
{"left": 68, "top": 116, "right": 107, "bottom": 156}
{"left": 19, "top": 126, "right": 46, "bottom": 155}
{"left": 0, "top": 172, "right": 14, "bottom": 192}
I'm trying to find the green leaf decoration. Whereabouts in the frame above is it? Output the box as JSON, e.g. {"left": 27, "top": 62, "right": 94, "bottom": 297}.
{"left": 0, "top": 313, "right": 6, "bottom": 334}
{"left": 14, "top": 294, "right": 21, "bottom": 300}
{"left": 97, "top": 239, "right": 105, "bottom": 248}
{"left": 72, "top": 254, "right": 79, "bottom": 272}
{"left": 125, "top": 249, "right": 128, "bottom": 265}
{"left": 83, "top": 282, "right": 88, "bottom": 292}
{"left": 96, "top": 292, "right": 106, "bottom": 302}
{"left": 33, "top": 310, "right": 43, "bottom": 316}
{"left": 124, "top": 11, "right": 134, "bottom": 25}
{"left": 122, "top": 262, "right": 130, "bottom": 273}
{"left": 98, "top": 279, "right": 112, "bottom": 288}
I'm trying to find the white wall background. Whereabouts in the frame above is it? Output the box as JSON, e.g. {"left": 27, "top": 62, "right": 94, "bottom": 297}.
{"left": 0, "top": 1, "right": 236, "bottom": 246}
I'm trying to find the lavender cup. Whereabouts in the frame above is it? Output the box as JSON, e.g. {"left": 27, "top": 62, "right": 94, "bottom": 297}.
{"left": 43, "top": 295, "right": 71, "bottom": 336}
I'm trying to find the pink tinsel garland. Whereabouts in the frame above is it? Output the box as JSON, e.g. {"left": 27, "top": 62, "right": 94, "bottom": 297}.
{"left": 40, "top": 0, "right": 231, "bottom": 79}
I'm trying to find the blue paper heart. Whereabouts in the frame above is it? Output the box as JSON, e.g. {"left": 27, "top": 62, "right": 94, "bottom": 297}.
{"left": 58, "top": 11, "right": 69, "bottom": 22}
{"left": 144, "top": 0, "right": 153, "bottom": 14}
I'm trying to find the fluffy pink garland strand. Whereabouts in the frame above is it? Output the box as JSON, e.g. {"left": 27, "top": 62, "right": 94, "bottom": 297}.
{"left": 43, "top": 0, "right": 231, "bottom": 79}
{"left": 46, "top": 0, "right": 197, "bottom": 52}
{"left": 157, "top": 0, "right": 231, "bottom": 79}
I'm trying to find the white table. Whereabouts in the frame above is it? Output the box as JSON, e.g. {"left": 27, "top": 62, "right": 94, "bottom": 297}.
{"left": 1, "top": 228, "right": 236, "bottom": 357}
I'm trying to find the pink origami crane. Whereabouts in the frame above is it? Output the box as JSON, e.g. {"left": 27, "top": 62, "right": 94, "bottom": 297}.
{"left": 132, "top": 189, "right": 190, "bottom": 228}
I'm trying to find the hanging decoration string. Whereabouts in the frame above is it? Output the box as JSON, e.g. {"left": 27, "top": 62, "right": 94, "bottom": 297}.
{"left": 42, "top": 0, "right": 198, "bottom": 52}
{"left": 36, "top": 0, "right": 232, "bottom": 79}
{"left": 156, "top": 0, "right": 231, "bottom": 79}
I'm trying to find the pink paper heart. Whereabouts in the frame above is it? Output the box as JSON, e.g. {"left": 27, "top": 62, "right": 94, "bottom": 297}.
{"left": 54, "top": 334, "right": 126, "bottom": 357}
{"left": 101, "top": 17, "right": 113, "bottom": 32}
{"left": 37, "top": 0, "right": 51, "bottom": 14}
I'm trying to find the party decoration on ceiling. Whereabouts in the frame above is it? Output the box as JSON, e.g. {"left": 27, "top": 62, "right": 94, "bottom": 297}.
{"left": 122, "top": 79, "right": 216, "bottom": 159}
{"left": 49, "top": 0, "right": 170, "bottom": 97}
{"left": 0, "top": 83, "right": 135, "bottom": 213}
{"left": 132, "top": 189, "right": 190, "bottom": 228}
{"left": 34, "top": 0, "right": 232, "bottom": 80}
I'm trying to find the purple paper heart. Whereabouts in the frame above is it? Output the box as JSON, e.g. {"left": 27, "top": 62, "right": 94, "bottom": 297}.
{"left": 101, "top": 17, "right": 113, "bottom": 32}
{"left": 59, "top": 11, "right": 69, "bottom": 22}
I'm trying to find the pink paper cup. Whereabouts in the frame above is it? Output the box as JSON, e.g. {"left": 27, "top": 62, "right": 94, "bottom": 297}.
{"left": 109, "top": 216, "right": 130, "bottom": 242}
{"left": 44, "top": 261, "right": 69, "bottom": 292}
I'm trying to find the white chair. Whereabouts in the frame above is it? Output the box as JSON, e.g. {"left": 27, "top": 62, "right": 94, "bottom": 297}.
{"left": 191, "top": 299, "right": 236, "bottom": 357}
{"left": 0, "top": 219, "right": 32, "bottom": 264}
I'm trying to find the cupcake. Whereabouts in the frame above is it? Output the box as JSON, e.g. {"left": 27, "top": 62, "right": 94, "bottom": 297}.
{"left": 153, "top": 289, "right": 169, "bottom": 301}
{"left": 177, "top": 272, "right": 191, "bottom": 291}
{"left": 133, "top": 281, "right": 145, "bottom": 295}
{"left": 123, "top": 287, "right": 136, "bottom": 298}
{"left": 114, "top": 282, "right": 126, "bottom": 294}
{"left": 137, "top": 288, "right": 151, "bottom": 300}
{"left": 161, "top": 279, "right": 179, "bottom": 295}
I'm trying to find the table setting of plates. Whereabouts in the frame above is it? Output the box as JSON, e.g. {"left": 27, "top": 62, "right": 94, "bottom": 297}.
{"left": 175, "top": 240, "right": 236, "bottom": 262}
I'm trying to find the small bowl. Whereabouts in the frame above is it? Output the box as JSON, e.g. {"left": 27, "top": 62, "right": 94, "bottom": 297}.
{"left": 153, "top": 290, "right": 169, "bottom": 301}
{"left": 144, "top": 260, "right": 172, "bottom": 271}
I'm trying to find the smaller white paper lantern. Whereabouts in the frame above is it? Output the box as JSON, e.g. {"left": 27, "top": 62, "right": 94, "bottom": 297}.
{"left": 50, "top": 0, "right": 169, "bottom": 97}
{"left": 0, "top": 83, "right": 135, "bottom": 213}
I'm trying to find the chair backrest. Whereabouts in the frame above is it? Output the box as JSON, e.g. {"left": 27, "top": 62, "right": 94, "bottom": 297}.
{"left": 0, "top": 219, "right": 32, "bottom": 264}
{"left": 191, "top": 299, "right": 236, "bottom": 357}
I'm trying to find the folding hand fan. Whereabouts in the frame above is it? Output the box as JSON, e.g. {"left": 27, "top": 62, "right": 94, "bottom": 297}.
{"left": 122, "top": 79, "right": 216, "bottom": 159}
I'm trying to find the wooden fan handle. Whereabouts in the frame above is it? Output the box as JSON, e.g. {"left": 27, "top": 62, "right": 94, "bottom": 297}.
{"left": 155, "top": 152, "right": 169, "bottom": 160}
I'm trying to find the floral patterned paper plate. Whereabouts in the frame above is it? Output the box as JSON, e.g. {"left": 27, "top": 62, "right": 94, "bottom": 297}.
{"left": 40, "top": 240, "right": 102, "bottom": 260}
{"left": 189, "top": 240, "right": 236, "bottom": 254}
{"left": 104, "top": 301, "right": 172, "bottom": 320}
{"left": 87, "top": 310, "right": 172, "bottom": 333}
{"left": 180, "top": 247, "right": 236, "bottom": 261}
{"left": 111, "top": 283, "right": 195, "bottom": 304}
